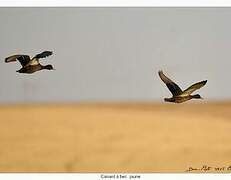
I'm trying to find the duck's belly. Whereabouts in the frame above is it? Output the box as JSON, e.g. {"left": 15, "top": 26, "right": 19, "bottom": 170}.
{"left": 175, "top": 96, "right": 192, "bottom": 103}
{"left": 17, "top": 65, "right": 41, "bottom": 74}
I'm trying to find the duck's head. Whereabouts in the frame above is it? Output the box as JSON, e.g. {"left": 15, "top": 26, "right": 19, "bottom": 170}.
{"left": 192, "top": 94, "right": 203, "bottom": 99}
{"left": 44, "top": 65, "right": 55, "bottom": 70}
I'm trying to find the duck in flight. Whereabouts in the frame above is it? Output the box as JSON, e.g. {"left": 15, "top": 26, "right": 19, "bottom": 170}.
{"left": 158, "top": 70, "right": 207, "bottom": 103}
{"left": 5, "top": 51, "right": 54, "bottom": 74}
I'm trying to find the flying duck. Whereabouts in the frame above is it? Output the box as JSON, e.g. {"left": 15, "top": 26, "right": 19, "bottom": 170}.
{"left": 5, "top": 51, "right": 54, "bottom": 74}
{"left": 158, "top": 70, "right": 207, "bottom": 103}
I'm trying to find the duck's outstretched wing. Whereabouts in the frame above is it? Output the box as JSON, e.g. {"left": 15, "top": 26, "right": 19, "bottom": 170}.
{"left": 158, "top": 70, "right": 183, "bottom": 96}
{"left": 33, "top": 51, "right": 53, "bottom": 59}
{"left": 181, "top": 80, "right": 207, "bottom": 96}
{"left": 5, "top": 55, "right": 31, "bottom": 67}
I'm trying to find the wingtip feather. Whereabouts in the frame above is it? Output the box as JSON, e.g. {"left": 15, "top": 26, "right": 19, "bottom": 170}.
{"left": 202, "top": 80, "right": 208, "bottom": 85}
{"left": 158, "top": 70, "right": 163, "bottom": 76}
{"left": 5, "top": 56, "right": 14, "bottom": 63}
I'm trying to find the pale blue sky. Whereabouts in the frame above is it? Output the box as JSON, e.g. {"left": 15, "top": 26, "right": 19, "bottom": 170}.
{"left": 0, "top": 8, "right": 230, "bottom": 103}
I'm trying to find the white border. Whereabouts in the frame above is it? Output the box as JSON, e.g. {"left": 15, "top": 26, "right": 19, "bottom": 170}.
{"left": 0, "top": 1, "right": 230, "bottom": 180}
{"left": 0, "top": 173, "right": 231, "bottom": 180}
{"left": 0, "top": 0, "right": 231, "bottom": 7}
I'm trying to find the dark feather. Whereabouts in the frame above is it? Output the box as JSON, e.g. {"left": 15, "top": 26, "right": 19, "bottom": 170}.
{"left": 33, "top": 51, "right": 53, "bottom": 59}
{"left": 158, "top": 70, "right": 183, "bottom": 96}
{"left": 5, "top": 55, "right": 30, "bottom": 67}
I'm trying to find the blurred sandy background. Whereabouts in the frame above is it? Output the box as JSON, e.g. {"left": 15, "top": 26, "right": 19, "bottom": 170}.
{"left": 0, "top": 102, "right": 231, "bottom": 172}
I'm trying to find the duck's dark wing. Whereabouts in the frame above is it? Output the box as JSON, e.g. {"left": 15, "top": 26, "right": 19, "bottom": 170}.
{"left": 33, "top": 51, "right": 53, "bottom": 59}
{"left": 158, "top": 70, "right": 183, "bottom": 96}
{"left": 181, "top": 80, "right": 207, "bottom": 96}
{"left": 5, "top": 55, "right": 31, "bottom": 67}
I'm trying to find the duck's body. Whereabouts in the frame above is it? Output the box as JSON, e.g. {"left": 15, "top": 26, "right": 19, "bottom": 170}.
{"left": 5, "top": 51, "right": 54, "bottom": 74}
{"left": 158, "top": 70, "right": 207, "bottom": 103}
{"left": 164, "top": 94, "right": 201, "bottom": 103}
{"left": 16, "top": 64, "right": 53, "bottom": 74}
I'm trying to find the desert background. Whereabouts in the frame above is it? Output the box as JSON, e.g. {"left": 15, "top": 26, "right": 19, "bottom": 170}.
{"left": 1, "top": 8, "right": 231, "bottom": 172}
{"left": 0, "top": 102, "right": 231, "bottom": 172}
